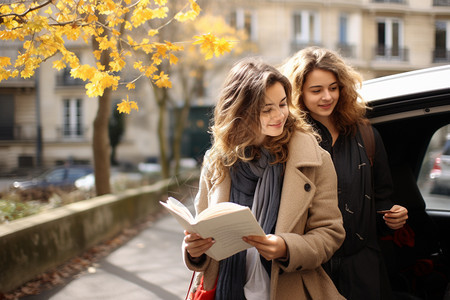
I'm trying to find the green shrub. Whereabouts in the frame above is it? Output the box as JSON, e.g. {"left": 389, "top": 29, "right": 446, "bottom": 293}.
{"left": 0, "top": 199, "right": 42, "bottom": 223}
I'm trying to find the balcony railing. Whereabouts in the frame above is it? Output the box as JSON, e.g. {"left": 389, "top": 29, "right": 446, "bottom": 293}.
{"left": 372, "top": 0, "right": 406, "bottom": 3}
{"left": 57, "top": 126, "right": 88, "bottom": 141}
{"left": 433, "top": 48, "right": 450, "bottom": 63}
{"left": 336, "top": 43, "right": 356, "bottom": 58}
{"left": 433, "top": 0, "right": 450, "bottom": 6}
{"left": 0, "top": 124, "right": 36, "bottom": 141}
{"left": 0, "top": 124, "right": 88, "bottom": 141}
{"left": 290, "top": 41, "right": 323, "bottom": 54}
{"left": 56, "top": 69, "right": 84, "bottom": 86}
{"left": 374, "top": 46, "right": 409, "bottom": 61}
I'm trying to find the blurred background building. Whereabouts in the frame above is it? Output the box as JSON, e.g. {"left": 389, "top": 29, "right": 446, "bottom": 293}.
{"left": 0, "top": 0, "right": 449, "bottom": 173}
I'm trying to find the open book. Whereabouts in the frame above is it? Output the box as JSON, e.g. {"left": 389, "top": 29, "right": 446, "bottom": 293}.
{"left": 160, "top": 197, "right": 265, "bottom": 261}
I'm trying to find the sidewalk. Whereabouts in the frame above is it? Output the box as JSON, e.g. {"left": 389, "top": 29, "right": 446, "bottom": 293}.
{"left": 21, "top": 213, "right": 193, "bottom": 300}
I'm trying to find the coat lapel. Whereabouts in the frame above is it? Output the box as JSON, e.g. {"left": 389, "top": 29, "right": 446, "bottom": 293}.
{"left": 276, "top": 131, "right": 324, "bottom": 233}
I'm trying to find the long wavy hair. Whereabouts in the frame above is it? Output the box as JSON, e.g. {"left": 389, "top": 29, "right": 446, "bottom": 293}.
{"left": 205, "top": 57, "right": 312, "bottom": 184}
{"left": 280, "top": 46, "right": 369, "bottom": 135}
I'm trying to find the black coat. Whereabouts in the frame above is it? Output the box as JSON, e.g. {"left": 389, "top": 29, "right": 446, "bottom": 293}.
{"left": 308, "top": 117, "right": 394, "bottom": 300}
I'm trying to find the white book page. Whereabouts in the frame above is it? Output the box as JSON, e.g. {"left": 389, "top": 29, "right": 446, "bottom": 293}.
{"left": 196, "top": 202, "right": 246, "bottom": 221}
{"left": 195, "top": 208, "right": 265, "bottom": 261}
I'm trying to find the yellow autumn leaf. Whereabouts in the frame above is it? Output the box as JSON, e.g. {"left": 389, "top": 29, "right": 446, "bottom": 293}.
{"left": 71, "top": 64, "right": 97, "bottom": 81}
{"left": 0, "top": 57, "right": 11, "bottom": 67}
{"left": 156, "top": 44, "right": 168, "bottom": 58}
{"left": 152, "top": 53, "right": 162, "bottom": 65}
{"left": 53, "top": 60, "right": 66, "bottom": 70}
{"left": 145, "top": 65, "right": 157, "bottom": 77}
{"left": 117, "top": 96, "right": 139, "bottom": 114}
{"left": 0, "top": 5, "right": 12, "bottom": 15}
{"left": 93, "top": 50, "right": 102, "bottom": 60}
{"left": 148, "top": 29, "right": 159, "bottom": 36}
{"left": 174, "top": 0, "right": 201, "bottom": 22}
{"left": 169, "top": 53, "right": 178, "bottom": 65}
{"left": 214, "top": 38, "right": 233, "bottom": 56}
{"left": 44, "top": 7, "right": 53, "bottom": 15}
{"left": 154, "top": 0, "right": 168, "bottom": 6}
{"left": 133, "top": 61, "right": 143, "bottom": 71}
{"left": 117, "top": 101, "right": 131, "bottom": 114}
{"left": 165, "top": 41, "right": 183, "bottom": 52}
{"left": 153, "top": 7, "right": 169, "bottom": 19}
{"left": 0, "top": 68, "right": 13, "bottom": 81}
{"left": 191, "top": 0, "right": 201, "bottom": 14}
{"left": 193, "top": 33, "right": 216, "bottom": 60}
{"left": 21, "top": 67, "right": 35, "bottom": 79}
{"left": 153, "top": 71, "right": 172, "bottom": 88}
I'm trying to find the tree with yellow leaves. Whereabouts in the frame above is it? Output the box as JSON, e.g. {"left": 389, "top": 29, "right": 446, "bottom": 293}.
{"left": 0, "top": 0, "right": 234, "bottom": 195}
{"left": 150, "top": 8, "right": 248, "bottom": 178}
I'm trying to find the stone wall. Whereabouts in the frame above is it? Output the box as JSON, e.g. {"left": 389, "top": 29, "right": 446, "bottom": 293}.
{"left": 0, "top": 175, "right": 197, "bottom": 293}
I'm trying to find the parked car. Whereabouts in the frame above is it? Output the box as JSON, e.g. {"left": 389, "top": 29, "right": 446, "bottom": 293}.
{"left": 359, "top": 65, "right": 450, "bottom": 299}
{"left": 429, "top": 136, "right": 450, "bottom": 195}
{"left": 11, "top": 165, "right": 93, "bottom": 191}
{"left": 74, "top": 170, "right": 144, "bottom": 194}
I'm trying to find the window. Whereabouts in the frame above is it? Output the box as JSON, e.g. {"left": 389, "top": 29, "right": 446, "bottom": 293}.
{"left": 337, "top": 13, "right": 355, "bottom": 58}
{"left": 434, "top": 0, "right": 450, "bottom": 6}
{"left": 45, "top": 169, "right": 66, "bottom": 183}
{"left": 63, "top": 98, "right": 83, "bottom": 139}
{"left": 229, "top": 9, "right": 256, "bottom": 41}
{"left": 434, "top": 21, "right": 450, "bottom": 62}
{"left": 339, "top": 14, "right": 348, "bottom": 45}
{"left": 0, "top": 94, "right": 14, "bottom": 140}
{"left": 372, "top": 0, "right": 405, "bottom": 3}
{"left": 292, "top": 11, "right": 320, "bottom": 46}
{"left": 418, "top": 125, "right": 450, "bottom": 211}
{"left": 376, "top": 18, "right": 407, "bottom": 60}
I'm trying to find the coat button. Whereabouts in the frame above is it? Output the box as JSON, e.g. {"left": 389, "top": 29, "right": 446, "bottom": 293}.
{"left": 304, "top": 183, "right": 311, "bottom": 192}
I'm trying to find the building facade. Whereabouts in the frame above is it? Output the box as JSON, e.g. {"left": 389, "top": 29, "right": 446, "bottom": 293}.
{"left": 0, "top": 0, "right": 449, "bottom": 173}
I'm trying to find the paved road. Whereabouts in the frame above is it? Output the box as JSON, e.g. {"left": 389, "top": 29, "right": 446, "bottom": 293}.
{"left": 23, "top": 213, "right": 193, "bottom": 300}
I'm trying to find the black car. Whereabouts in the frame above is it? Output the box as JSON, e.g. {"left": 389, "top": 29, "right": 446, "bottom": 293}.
{"left": 360, "top": 65, "right": 450, "bottom": 299}
{"left": 11, "top": 165, "right": 93, "bottom": 191}
{"left": 430, "top": 136, "right": 450, "bottom": 195}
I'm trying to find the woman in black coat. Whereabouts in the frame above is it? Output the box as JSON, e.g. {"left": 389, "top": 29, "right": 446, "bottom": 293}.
{"left": 281, "top": 47, "right": 409, "bottom": 300}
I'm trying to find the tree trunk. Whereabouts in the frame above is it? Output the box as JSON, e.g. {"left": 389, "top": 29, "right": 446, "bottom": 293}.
{"left": 91, "top": 18, "right": 112, "bottom": 195}
{"left": 154, "top": 86, "right": 170, "bottom": 179}
{"left": 173, "top": 71, "right": 192, "bottom": 175}
{"left": 93, "top": 87, "right": 112, "bottom": 195}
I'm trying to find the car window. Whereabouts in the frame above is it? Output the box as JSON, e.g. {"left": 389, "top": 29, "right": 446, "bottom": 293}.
{"left": 45, "top": 169, "right": 66, "bottom": 183}
{"left": 443, "top": 140, "right": 450, "bottom": 156}
{"left": 418, "top": 125, "right": 450, "bottom": 211}
{"left": 67, "top": 168, "right": 90, "bottom": 181}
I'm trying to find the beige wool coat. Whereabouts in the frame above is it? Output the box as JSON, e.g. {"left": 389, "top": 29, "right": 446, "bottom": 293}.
{"left": 184, "top": 130, "right": 346, "bottom": 299}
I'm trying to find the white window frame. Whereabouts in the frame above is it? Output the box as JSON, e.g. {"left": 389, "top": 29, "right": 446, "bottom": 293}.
{"left": 376, "top": 17, "right": 404, "bottom": 56}
{"left": 436, "top": 20, "right": 450, "bottom": 50}
{"left": 62, "top": 98, "right": 83, "bottom": 139}
{"left": 292, "top": 10, "right": 320, "bottom": 44}
{"left": 234, "top": 8, "right": 257, "bottom": 41}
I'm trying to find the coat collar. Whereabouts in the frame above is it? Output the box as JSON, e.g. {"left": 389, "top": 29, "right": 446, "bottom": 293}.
{"left": 286, "top": 130, "right": 323, "bottom": 168}
{"left": 208, "top": 130, "right": 324, "bottom": 232}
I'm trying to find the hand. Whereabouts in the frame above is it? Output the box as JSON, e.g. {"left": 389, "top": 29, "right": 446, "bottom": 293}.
{"left": 183, "top": 230, "right": 215, "bottom": 258}
{"left": 243, "top": 234, "right": 287, "bottom": 261}
{"left": 383, "top": 205, "right": 408, "bottom": 230}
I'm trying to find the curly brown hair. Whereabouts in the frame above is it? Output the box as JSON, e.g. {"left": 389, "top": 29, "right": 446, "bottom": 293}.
{"left": 280, "top": 46, "right": 369, "bottom": 135}
{"left": 205, "top": 57, "right": 313, "bottom": 184}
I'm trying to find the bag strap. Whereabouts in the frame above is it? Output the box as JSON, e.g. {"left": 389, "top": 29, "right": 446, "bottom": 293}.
{"left": 358, "top": 123, "right": 375, "bottom": 166}
{"left": 186, "top": 271, "right": 195, "bottom": 300}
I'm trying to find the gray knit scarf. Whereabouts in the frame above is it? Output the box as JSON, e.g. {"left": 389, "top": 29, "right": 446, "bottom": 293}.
{"left": 215, "top": 148, "right": 284, "bottom": 300}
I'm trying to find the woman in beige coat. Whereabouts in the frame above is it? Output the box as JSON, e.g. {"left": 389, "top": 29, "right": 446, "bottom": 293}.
{"left": 183, "top": 58, "right": 345, "bottom": 300}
